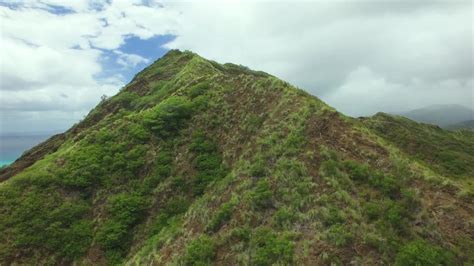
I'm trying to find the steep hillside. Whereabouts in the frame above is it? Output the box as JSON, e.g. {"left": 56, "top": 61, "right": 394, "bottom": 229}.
{"left": 361, "top": 113, "right": 474, "bottom": 190}
{"left": 0, "top": 50, "right": 472, "bottom": 265}
{"left": 446, "top": 120, "right": 474, "bottom": 131}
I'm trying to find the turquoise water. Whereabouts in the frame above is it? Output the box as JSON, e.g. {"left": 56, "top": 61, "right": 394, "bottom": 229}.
{"left": 1, "top": 134, "right": 53, "bottom": 167}
{"left": 0, "top": 160, "right": 12, "bottom": 167}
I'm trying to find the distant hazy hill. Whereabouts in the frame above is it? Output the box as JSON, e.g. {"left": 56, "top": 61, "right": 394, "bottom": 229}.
{"left": 400, "top": 104, "right": 473, "bottom": 128}
{"left": 446, "top": 120, "right": 474, "bottom": 131}
{"left": 0, "top": 50, "right": 473, "bottom": 265}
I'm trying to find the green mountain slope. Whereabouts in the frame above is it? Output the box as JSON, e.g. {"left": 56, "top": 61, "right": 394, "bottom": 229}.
{"left": 0, "top": 50, "right": 473, "bottom": 265}
{"left": 446, "top": 120, "right": 474, "bottom": 131}
{"left": 361, "top": 113, "right": 474, "bottom": 190}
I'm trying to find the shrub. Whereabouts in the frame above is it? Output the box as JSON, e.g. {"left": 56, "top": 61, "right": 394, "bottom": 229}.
{"left": 320, "top": 159, "right": 340, "bottom": 177}
{"left": 110, "top": 91, "right": 139, "bottom": 109}
{"left": 320, "top": 146, "right": 338, "bottom": 161}
{"left": 369, "top": 173, "right": 400, "bottom": 198}
{"left": 400, "top": 188, "right": 421, "bottom": 214}
{"left": 152, "top": 196, "right": 190, "bottom": 235}
{"left": 363, "top": 232, "right": 385, "bottom": 251}
{"left": 125, "top": 145, "right": 147, "bottom": 173}
{"left": 190, "top": 132, "right": 217, "bottom": 153}
{"left": 250, "top": 180, "right": 273, "bottom": 210}
{"left": 249, "top": 156, "right": 268, "bottom": 177}
{"left": 245, "top": 114, "right": 264, "bottom": 133}
{"left": 206, "top": 201, "right": 235, "bottom": 232}
{"left": 143, "top": 96, "right": 193, "bottom": 137}
{"left": 141, "top": 175, "right": 161, "bottom": 194}
{"left": 273, "top": 207, "right": 296, "bottom": 228}
{"left": 363, "top": 202, "right": 383, "bottom": 221}
{"left": 284, "top": 131, "right": 305, "bottom": 154}
{"left": 96, "top": 129, "right": 115, "bottom": 144}
{"left": 107, "top": 193, "right": 147, "bottom": 225}
{"left": 155, "top": 148, "right": 173, "bottom": 178}
{"left": 96, "top": 220, "right": 128, "bottom": 250}
{"left": 343, "top": 161, "right": 370, "bottom": 182}
{"left": 321, "top": 206, "right": 345, "bottom": 226}
{"left": 163, "top": 196, "right": 190, "bottom": 216}
{"left": 438, "top": 150, "right": 468, "bottom": 175}
{"left": 60, "top": 146, "right": 104, "bottom": 188}
{"left": 182, "top": 235, "right": 216, "bottom": 265}
{"left": 96, "top": 193, "right": 148, "bottom": 256}
{"left": 57, "top": 220, "right": 93, "bottom": 259}
{"left": 230, "top": 227, "right": 251, "bottom": 243}
{"left": 127, "top": 123, "right": 150, "bottom": 142}
{"left": 188, "top": 82, "right": 209, "bottom": 98}
{"left": 191, "top": 95, "right": 210, "bottom": 111}
{"left": 327, "top": 224, "right": 353, "bottom": 247}
{"left": 395, "top": 240, "right": 454, "bottom": 266}
{"left": 43, "top": 203, "right": 93, "bottom": 259}
{"left": 190, "top": 132, "right": 226, "bottom": 195}
{"left": 383, "top": 201, "right": 409, "bottom": 232}
{"left": 251, "top": 228, "right": 294, "bottom": 266}
{"left": 8, "top": 195, "right": 93, "bottom": 260}
{"left": 193, "top": 154, "right": 225, "bottom": 195}
{"left": 170, "top": 175, "right": 187, "bottom": 191}
{"left": 194, "top": 154, "right": 222, "bottom": 173}
{"left": 48, "top": 201, "right": 91, "bottom": 225}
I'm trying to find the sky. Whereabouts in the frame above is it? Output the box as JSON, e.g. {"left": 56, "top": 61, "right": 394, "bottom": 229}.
{"left": 0, "top": 0, "right": 472, "bottom": 134}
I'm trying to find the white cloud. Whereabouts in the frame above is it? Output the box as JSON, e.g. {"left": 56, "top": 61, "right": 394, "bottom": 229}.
{"left": 115, "top": 51, "right": 150, "bottom": 68}
{"left": 0, "top": 0, "right": 178, "bottom": 133}
{"left": 1, "top": 6, "right": 100, "bottom": 49}
{"left": 0, "top": 38, "right": 101, "bottom": 89}
{"left": 0, "top": 0, "right": 472, "bottom": 134}
{"left": 163, "top": 0, "right": 473, "bottom": 115}
{"left": 323, "top": 67, "right": 474, "bottom": 116}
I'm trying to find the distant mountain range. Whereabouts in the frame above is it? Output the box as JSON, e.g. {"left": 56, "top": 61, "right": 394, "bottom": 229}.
{"left": 445, "top": 120, "right": 474, "bottom": 131}
{"left": 400, "top": 104, "right": 473, "bottom": 130}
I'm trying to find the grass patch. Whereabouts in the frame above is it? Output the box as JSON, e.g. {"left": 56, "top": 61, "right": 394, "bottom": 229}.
{"left": 182, "top": 235, "right": 216, "bottom": 265}
{"left": 250, "top": 228, "right": 294, "bottom": 266}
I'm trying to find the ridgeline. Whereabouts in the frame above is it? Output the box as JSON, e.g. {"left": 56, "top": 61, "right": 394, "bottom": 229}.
{"left": 0, "top": 50, "right": 473, "bottom": 265}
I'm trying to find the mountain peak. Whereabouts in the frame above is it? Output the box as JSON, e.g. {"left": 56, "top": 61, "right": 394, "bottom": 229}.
{"left": 1, "top": 51, "right": 473, "bottom": 265}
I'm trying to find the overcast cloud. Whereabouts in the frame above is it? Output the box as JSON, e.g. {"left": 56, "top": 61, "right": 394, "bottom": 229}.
{"left": 0, "top": 0, "right": 472, "bottom": 134}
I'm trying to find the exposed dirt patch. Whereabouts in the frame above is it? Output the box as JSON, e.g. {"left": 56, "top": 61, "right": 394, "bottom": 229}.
{"left": 305, "top": 110, "right": 389, "bottom": 164}
{"left": 125, "top": 78, "right": 151, "bottom": 96}
{"left": 84, "top": 246, "right": 107, "bottom": 265}
{"left": 415, "top": 179, "right": 474, "bottom": 251}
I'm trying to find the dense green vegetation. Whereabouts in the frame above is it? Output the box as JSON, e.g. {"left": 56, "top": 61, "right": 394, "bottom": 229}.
{"left": 363, "top": 113, "right": 474, "bottom": 179}
{"left": 251, "top": 228, "right": 294, "bottom": 265}
{"left": 395, "top": 240, "right": 454, "bottom": 266}
{"left": 143, "top": 96, "right": 193, "bottom": 137}
{"left": 190, "top": 131, "right": 228, "bottom": 195}
{"left": 0, "top": 50, "right": 472, "bottom": 265}
{"left": 96, "top": 193, "right": 148, "bottom": 262}
{"left": 182, "top": 235, "right": 216, "bottom": 265}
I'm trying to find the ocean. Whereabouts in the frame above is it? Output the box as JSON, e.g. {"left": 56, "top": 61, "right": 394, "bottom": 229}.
{"left": 0, "top": 160, "right": 12, "bottom": 167}
{"left": 0, "top": 134, "right": 54, "bottom": 167}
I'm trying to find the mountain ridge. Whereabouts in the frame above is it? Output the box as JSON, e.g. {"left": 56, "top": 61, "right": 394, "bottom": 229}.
{"left": 446, "top": 119, "right": 474, "bottom": 131}
{"left": 399, "top": 104, "right": 473, "bottom": 128}
{"left": 0, "top": 50, "right": 472, "bottom": 265}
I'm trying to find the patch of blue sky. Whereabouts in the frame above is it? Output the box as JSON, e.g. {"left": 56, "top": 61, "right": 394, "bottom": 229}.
{"left": 96, "top": 34, "right": 176, "bottom": 83}
{"left": 0, "top": 1, "right": 75, "bottom": 14}
{"left": 0, "top": 0, "right": 108, "bottom": 14}
{"left": 120, "top": 35, "right": 175, "bottom": 63}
